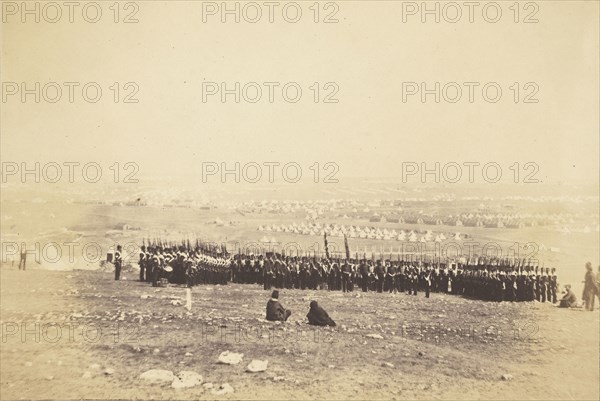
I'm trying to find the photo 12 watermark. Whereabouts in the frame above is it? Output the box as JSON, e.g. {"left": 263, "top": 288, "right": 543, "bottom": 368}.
{"left": 1, "top": 162, "right": 140, "bottom": 184}
{"left": 201, "top": 161, "right": 340, "bottom": 184}
{"left": 201, "top": 82, "right": 340, "bottom": 103}
{"left": 201, "top": 1, "right": 340, "bottom": 23}
{"left": 1, "top": 82, "right": 140, "bottom": 104}
{"left": 1, "top": 1, "right": 140, "bottom": 23}
{"left": 400, "top": 1, "right": 539, "bottom": 24}
{"left": 401, "top": 162, "right": 541, "bottom": 184}
{"left": 401, "top": 82, "right": 539, "bottom": 104}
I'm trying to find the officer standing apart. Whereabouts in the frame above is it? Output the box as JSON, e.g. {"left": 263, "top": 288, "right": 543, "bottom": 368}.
{"left": 114, "top": 245, "right": 123, "bottom": 281}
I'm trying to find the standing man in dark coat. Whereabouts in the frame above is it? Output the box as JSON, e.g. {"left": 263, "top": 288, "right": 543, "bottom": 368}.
{"left": 422, "top": 267, "right": 432, "bottom": 298}
{"left": 138, "top": 246, "right": 146, "bottom": 281}
{"left": 264, "top": 258, "right": 274, "bottom": 290}
{"left": 583, "top": 262, "right": 598, "bottom": 311}
{"left": 306, "top": 301, "right": 336, "bottom": 327}
{"left": 386, "top": 262, "right": 396, "bottom": 294}
{"left": 341, "top": 261, "right": 351, "bottom": 293}
{"left": 375, "top": 261, "right": 385, "bottom": 293}
{"left": 266, "top": 290, "right": 291, "bottom": 322}
{"left": 114, "top": 245, "right": 123, "bottom": 281}
{"left": 18, "top": 244, "right": 27, "bottom": 270}
{"left": 360, "top": 261, "right": 369, "bottom": 292}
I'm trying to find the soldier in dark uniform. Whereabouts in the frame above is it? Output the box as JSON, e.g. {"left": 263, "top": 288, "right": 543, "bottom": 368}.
{"left": 341, "top": 260, "right": 351, "bottom": 293}
{"left": 409, "top": 266, "right": 419, "bottom": 296}
{"left": 138, "top": 245, "right": 146, "bottom": 281}
{"left": 114, "top": 245, "right": 123, "bottom": 280}
{"left": 18, "top": 245, "right": 27, "bottom": 270}
{"left": 375, "top": 261, "right": 384, "bottom": 293}
{"left": 333, "top": 262, "right": 342, "bottom": 291}
{"left": 264, "top": 257, "right": 275, "bottom": 290}
{"left": 152, "top": 249, "right": 162, "bottom": 287}
{"left": 359, "top": 260, "right": 369, "bottom": 292}
{"left": 299, "top": 259, "right": 308, "bottom": 290}
{"left": 422, "top": 267, "right": 432, "bottom": 298}
{"left": 145, "top": 247, "right": 153, "bottom": 282}
{"left": 549, "top": 268, "right": 558, "bottom": 303}
{"left": 386, "top": 262, "right": 396, "bottom": 293}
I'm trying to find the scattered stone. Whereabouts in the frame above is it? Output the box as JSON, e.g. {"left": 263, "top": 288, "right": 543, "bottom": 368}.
{"left": 184, "top": 352, "right": 193, "bottom": 357}
{"left": 153, "top": 348, "right": 160, "bottom": 354}
{"left": 45, "top": 376, "right": 54, "bottom": 380}
{"left": 140, "top": 294, "right": 151, "bottom": 299}
{"left": 366, "top": 334, "right": 384, "bottom": 339}
{"left": 328, "top": 365, "right": 336, "bottom": 369}
{"left": 382, "top": 362, "right": 395, "bottom": 368}
{"left": 82, "top": 371, "right": 92, "bottom": 379}
{"left": 418, "top": 352, "right": 425, "bottom": 357}
{"left": 89, "top": 363, "right": 101, "bottom": 369}
{"left": 246, "top": 359, "right": 268, "bottom": 372}
{"left": 140, "top": 369, "right": 175, "bottom": 384}
{"left": 218, "top": 351, "right": 244, "bottom": 365}
{"left": 273, "top": 376, "right": 285, "bottom": 382}
{"left": 24, "top": 362, "right": 33, "bottom": 367}
{"left": 211, "top": 383, "right": 234, "bottom": 395}
{"left": 104, "top": 368, "right": 115, "bottom": 375}
{"left": 171, "top": 371, "right": 203, "bottom": 389}
{"left": 501, "top": 374, "right": 513, "bottom": 381}
{"left": 202, "top": 383, "right": 214, "bottom": 389}
{"left": 171, "top": 300, "right": 182, "bottom": 306}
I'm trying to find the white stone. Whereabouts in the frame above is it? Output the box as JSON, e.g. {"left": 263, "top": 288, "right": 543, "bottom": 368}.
{"left": 218, "top": 351, "right": 244, "bottom": 365}
{"left": 171, "top": 371, "right": 203, "bottom": 389}
{"left": 139, "top": 369, "right": 175, "bottom": 384}
{"left": 246, "top": 359, "right": 268, "bottom": 372}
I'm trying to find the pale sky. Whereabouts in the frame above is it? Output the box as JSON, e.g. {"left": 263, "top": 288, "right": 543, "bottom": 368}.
{"left": 2, "top": 1, "right": 599, "bottom": 184}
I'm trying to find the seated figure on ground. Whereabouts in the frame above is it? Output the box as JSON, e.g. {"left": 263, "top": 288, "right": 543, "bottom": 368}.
{"left": 266, "top": 290, "right": 292, "bottom": 322}
{"left": 307, "top": 300, "right": 336, "bottom": 327}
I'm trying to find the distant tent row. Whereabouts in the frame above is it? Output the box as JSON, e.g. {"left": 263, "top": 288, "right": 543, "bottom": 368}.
{"left": 258, "top": 223, "right": 463, "bottom": 242}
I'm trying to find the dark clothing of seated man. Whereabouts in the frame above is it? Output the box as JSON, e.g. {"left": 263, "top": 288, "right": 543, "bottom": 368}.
{"left": 307, "top": 301, "right": 336, "bottom": 327}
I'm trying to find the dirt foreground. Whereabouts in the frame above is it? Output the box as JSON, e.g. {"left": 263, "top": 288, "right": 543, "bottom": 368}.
{"left": 1, "top": 267, "right": 598, "bottom": 400}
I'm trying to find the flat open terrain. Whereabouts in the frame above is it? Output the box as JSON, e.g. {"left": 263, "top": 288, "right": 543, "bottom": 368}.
{"left": 1, "top": 267, "right": 598, "bottom": 400}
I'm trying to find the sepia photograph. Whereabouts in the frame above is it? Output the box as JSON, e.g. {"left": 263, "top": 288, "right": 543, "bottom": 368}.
{"left": 1, "top": 1, "right": 599, "bottom": 400}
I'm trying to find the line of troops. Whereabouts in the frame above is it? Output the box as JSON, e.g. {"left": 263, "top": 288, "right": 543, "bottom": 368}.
{"left": 231, "top": 255, "right": 558, "bottom": 303}
{"left": 137, "top": 245, "right": 231, "bottom": 287}
{"left": 136, "top": 244, "right": 558, "bottom": 303}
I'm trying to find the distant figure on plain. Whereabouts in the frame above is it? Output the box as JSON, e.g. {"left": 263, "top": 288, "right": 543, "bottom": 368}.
{"left": 114, "top": 245, "right": 123, "bottom": 280}
{"left": 266, "top": 290, "right": 291, "bottom": 322}
{"left": 18, "top": 245, "right": 26, "bottom": 270}
{"left": 306, "top": 301, "right": 336, "bottom": 327}
{"left": 559, "top": 284, "right": 577, "bottom": 308}
{"left": 582, "top": 262, "right": 598, "bottom": 311}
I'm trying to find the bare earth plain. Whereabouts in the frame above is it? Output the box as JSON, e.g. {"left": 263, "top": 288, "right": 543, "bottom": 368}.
{"left": 1, "top": 268, "right": 598, "bottom": 400}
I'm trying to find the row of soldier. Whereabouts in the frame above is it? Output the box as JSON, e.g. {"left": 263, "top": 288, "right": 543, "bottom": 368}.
{"left": 137, "top": 245, "right": 231, "bottom": 287}
{"left": 230, "top": 255, "right": 558, "bottom": 303}
{"left": 134, "top": 244, "right": 558, "bottom": 303}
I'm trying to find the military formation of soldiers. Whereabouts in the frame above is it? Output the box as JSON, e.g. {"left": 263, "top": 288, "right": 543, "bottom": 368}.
{"left": 137, "top": 241, "right": 231, "bottom": 287}
{"left": 133, "top": 239, "right": 558, "bottom": 303}
{"left": 230, "top": 254, "right": 558, "bottom": 303}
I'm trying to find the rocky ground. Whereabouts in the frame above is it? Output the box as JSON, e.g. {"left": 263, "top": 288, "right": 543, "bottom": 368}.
{"left": 1, "top": 267, "right": 598, "bottom": 400}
